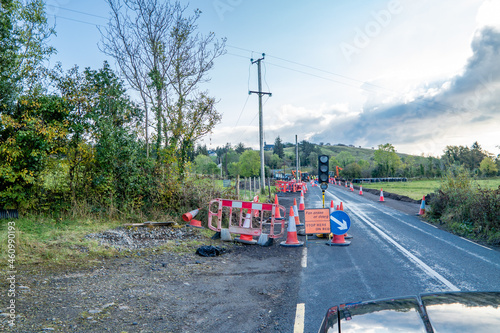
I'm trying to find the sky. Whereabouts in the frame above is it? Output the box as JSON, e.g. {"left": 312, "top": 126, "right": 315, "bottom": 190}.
{"left": 44, "top": 0, "right": 500, "bottom": 157}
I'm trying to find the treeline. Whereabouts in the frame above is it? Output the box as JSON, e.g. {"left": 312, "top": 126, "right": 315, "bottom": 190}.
{"left": 0, "top": 0, "right": 226, "bottom": 217}
{"left": 193, "top": 138, "right": 499, "bottom": 180}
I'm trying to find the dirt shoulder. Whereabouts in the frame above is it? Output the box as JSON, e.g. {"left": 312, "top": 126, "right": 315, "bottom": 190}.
{"left": 1, "top": 240, "right": 302, "bottom": 333}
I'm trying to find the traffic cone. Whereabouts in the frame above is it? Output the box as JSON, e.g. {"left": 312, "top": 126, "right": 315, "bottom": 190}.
{"left": 182, "top": 208, "right": 199, "bottom": 222}
{"left": 293, "top": 198, "right": 302, "bottom": 226}
{"left": 359, "top": 185, "right": 363, "bottom": 195}
{"left": 330, "top": 200, "right": 335, "bottom": 213}
{"left": 419, "top": 195, "right": 426, "bottom": 215}
{"left": 379, "top": 189, "right": 385, "bottom": 202}
{"left": 336, "top": 204, "right": 340, "bottom": 210}
{"left": 326, "top": 233, "right": 351, "bottom": 246}
{"left": 274, "top": 194, "right": 283, "bottom": 220}
{"left": 299, "top": 191, "right": 306, "bottom": 211}
{"left": 345, "top": 182, "right": 348, "bottom": 188}
{"left": 339, "top": 202, "right": 344, "bottom": 211}
{"left": 280, "top": 207, "right": 304, "bottom": 247}
{"left": 235, "top": 213, "right": 257, "bottom": 244}
{"left": 183, "top": 208, "right": 203, "bottom": 228}
{"left": 252, "top": 195, "right": 259, "bottom": 217}
{"left": 350, "top": 183, "right": 354, "bottom": 192}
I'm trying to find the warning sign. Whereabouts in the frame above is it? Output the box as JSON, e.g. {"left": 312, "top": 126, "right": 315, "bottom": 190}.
{"left": 304, "top": 209, "right": 330, "bottom": 234}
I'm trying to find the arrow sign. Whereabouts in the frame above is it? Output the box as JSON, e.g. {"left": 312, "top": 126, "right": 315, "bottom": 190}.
{"left": 330, "top": 210, "right": 351, "bottom": 235}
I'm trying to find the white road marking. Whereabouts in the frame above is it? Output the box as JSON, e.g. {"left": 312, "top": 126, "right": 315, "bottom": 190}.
{"left": 301, "top": 247, "right": 308, "bottom": 268}
{"left": 350, "top": 207, "right": 460, "bottom": 292}
{"left": 460, "top": 237, "right": 493, "bottom": 251}
{"left": 294, "top": 303, "right": 305, "bottom": 333}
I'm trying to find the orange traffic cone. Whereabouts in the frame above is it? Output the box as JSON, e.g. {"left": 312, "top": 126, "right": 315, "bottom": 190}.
{"left": 379, "top": 189, "right": 385, "bottom": 202}
{"left": 330, "top": 200, "right": 335, "bottom": 213}
{"left": 183, "top": 208, "right": 203, "bottom": 228}
{"left": 299, "top": 191, "right": 306, "bottom": 211}
{"left": 274, "top": 194, "right": 283, "bottom": 220}
{"left": 350, "top": 183, "right": 354, "bottom": 192}
{"left": 326, "top": 233, "right": 351, "bottom": 246}
{"left": 419, "top": 195, "right": 426, "bottom": 215}
{"left": 345, "top": 182, "right": 348, "bottom": 188}
{"left": 339, "top": 202, "right": 344, "bottom": 211}
{"left": 280, "top": 207, "right": 304, "bottom": 247}
{"left": 182, "top": 208, "right": 199, "bottom": 222}
{"left": 359, "top": 185, "right": 363, "bottom": 195}
{"left": 293, "top": 198, "right": 302, "bottom": 226}
{"left": 336, "top": 204, "right": 340, "bottom": 210}
{"left": 236, "top": 213, "right": 257, "bottom": 244}
{"left": 252, "top": 195, "right": 259, "bottom": 217}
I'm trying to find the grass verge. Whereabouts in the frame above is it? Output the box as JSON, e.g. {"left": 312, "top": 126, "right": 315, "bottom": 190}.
{"left": 361, "top": 178, "right": 500, "bottom": 200}
{"left": 0, "top": 215, "right": 214, "bottom": 274}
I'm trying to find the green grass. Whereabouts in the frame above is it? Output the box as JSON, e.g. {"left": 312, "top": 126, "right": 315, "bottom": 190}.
{"left": 0, "top": 215, "right": 123, "bottom": 269}
{"left": 362, "top": 180, "right": 440, "bottom": 200}
{"left": 476, "top": 178, "right": 500, "bottom": 190}
{"left": 361, "top": 178, "right": 500, "bottom": 200}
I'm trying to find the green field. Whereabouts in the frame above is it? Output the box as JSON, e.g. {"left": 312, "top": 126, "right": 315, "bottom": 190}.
{"left": 361, "top": 178, "right": 500, "bottom": 200}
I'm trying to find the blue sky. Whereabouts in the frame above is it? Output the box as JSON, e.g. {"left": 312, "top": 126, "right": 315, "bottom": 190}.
{"left": 45, "top": 0, "right": 500, "bottom": 157}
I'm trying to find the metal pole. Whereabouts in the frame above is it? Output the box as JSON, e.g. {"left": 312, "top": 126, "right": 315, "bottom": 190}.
{"left": 296, "top": 135, "right": 299, "bottom": 182}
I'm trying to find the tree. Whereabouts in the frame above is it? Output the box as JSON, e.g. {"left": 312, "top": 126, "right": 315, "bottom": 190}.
{"left": 267, "top": 154, "right": 283, "bottom": 169}
{"left": 336, "top": 151, "right": 355, "bottom": 168}
{"left": 238, "top": 150, "right": 260, "bottom": 177}
{"left": 358, "top": 159, "right": 371, "bottom": 177}
{"left": 299, "top": 140, "right": 316, "bottom": 165}
{"left": 100, "top": 0, "right": 225, "bottom": 172}
{"left": 0, "top": 0, "right": 16, "bottom": 111}
{"left": 0, "top": 95, "right": 69, "bottom": 209}
{"left": 235, "top": 142, "right": 245, "bottom": 154}
{"left": 273, "top": 136, "right": 284, "bottom": 158}
{"left": 479, "top": 157, "right": 498, "bottom": 176}
{"left": 343, "top": 162, "right": 362, "bottom": 179}
{"left": 442, "top": 142, "right": 487, "bottom": 171}
{"left": 11, "top": 0, "right": 56, "bottom": 97}
{"left": 193, "top": 154, "right": 219, "bottom": 175}
{"left": 374, "top": 143, "right": 401, "bottom": 177}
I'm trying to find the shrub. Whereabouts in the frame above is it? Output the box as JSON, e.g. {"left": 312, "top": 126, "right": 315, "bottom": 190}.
{"left": 429, "top": 167, "right": 500, "bottom": 245}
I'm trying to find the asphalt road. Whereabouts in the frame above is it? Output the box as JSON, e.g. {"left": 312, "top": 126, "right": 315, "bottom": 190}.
{"left": 295, "top": 183, "right": 500, "bottom": 333}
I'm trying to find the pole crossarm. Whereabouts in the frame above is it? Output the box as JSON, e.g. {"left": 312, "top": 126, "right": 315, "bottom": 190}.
{"left": 249, "top": 91, "right": 272, "bottom": 96}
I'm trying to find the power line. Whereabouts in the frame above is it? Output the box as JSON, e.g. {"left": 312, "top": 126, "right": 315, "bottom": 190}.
{"left": 46, "top": 4, "right": 109, "bottom": 20}
{"left": 226, "top": 44, "right": 459, "bottom": 113}
{"left": 50, "top": 14, "right": 105, "bottom": 27}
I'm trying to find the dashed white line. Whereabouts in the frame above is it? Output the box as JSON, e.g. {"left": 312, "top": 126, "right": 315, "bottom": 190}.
{"left": 294, "top": 303, "right": 305, "bottom": 333}
{"left": 301, "top": 247, "right": 308, "bottom": 268}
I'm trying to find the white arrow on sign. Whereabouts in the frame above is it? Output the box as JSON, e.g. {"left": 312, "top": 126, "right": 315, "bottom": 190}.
{"left": 330, "top": 215, "right": 348, "bottom": 230}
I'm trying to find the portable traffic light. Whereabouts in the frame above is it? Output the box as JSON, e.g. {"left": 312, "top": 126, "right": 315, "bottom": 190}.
{"left": 318, "top": 155, "right": 329, "bottom": 183}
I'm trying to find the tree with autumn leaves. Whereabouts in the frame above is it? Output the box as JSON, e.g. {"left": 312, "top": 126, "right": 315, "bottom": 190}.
{"left": 0, "top": 0, "right": 224, "bottom": 213}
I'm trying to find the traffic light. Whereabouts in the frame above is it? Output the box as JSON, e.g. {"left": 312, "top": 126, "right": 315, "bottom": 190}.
{"left": 318, "top": 155, "right": 329, "bottom": 183}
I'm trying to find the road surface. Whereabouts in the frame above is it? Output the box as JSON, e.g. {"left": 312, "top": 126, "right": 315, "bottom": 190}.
{"left": 294, "top": 183, "right": 500, "bottom": 332}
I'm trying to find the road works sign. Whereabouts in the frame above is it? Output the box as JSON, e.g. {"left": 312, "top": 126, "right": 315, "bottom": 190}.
{"left": 330, "top": 211, "right": 351, "bottom": 235}
{"left": 304, "top": 209, "right": 330, "bottom": 234}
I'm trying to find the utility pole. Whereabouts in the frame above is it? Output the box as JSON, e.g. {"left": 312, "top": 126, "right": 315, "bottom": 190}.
{"left": 296, "top": 135, "right": 299, "bottom": 182}
{"left": 249, "top": 54, "right": 272, "bottom": 193}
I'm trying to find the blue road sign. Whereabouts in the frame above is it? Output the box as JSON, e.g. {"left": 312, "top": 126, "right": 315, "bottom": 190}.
{"left": 330, "top": 210, "right": 351, "bottom": 235}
